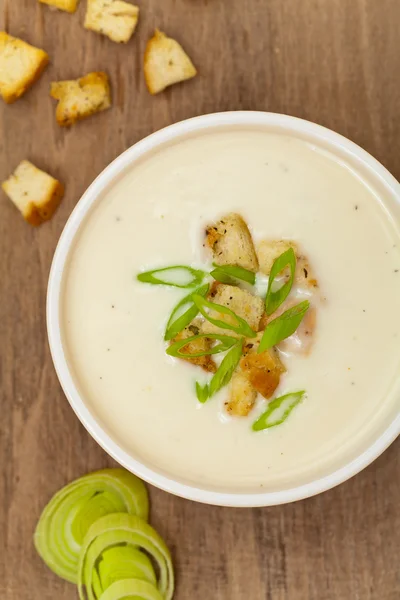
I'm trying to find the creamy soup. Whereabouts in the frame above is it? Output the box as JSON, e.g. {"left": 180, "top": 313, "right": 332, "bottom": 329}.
{"left": 61, "top": 128, "right": 400, "bottom": 493}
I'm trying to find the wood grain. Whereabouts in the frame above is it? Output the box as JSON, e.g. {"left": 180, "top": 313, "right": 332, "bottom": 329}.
{"left": 1, "top": 0, "right": 400, "bottom": 598}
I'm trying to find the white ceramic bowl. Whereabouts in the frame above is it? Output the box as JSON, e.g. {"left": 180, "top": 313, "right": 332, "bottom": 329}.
{"left": 47, "top": 111, "right": 400, "bottom": 507}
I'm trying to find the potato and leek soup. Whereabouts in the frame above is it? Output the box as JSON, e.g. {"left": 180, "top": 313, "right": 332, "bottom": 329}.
{"left": 61, "top": 128, "right": 400, "bottom": 493}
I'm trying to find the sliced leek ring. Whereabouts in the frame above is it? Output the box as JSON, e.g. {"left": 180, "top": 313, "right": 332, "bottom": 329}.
{"left": 78, "top": 513, "right": 174, "bottom": 600}
{"left": 34, "top": 469, "right": 149, "bottom": 583}
{"left": 99, "top": 578, "right": 164, "bottom": 600}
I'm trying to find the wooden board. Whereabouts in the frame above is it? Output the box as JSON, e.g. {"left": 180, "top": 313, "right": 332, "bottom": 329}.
{"left": 1, "top": 0, "right": 400, "bottom": 598}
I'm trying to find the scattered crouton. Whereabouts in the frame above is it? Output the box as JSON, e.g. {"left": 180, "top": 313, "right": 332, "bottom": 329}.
{"left": 225, "top": 371, "right": 257, "bottom": 417}
{"left": 258, "top": 239, "right": 318, "bottom": 289}
{"left": 38, "top": 0, "right": 79, "bottom": 12}
{"left": 240, "top": 336, "right": 285, "bottom": 399}
{"left": 2, "top": 160, "right": 64, "bottom": 226}
{"left": 205, "top": 213, "right": 259, "bottom": 272}
{"left": 257, "top": 239, "right": 296, "bottom": 275}
{"left": 170, "top": 319, "right": 216, "bottom": 373}
{"left": 201, "top": 284, "right": 264, "bottom": 337}
{"left": 0, "top": 32, "right": 49, "bottom": 104}
{"left": 144, "top": 29, "right": 197, "bottom": 95}
{"left": 50, "top": 71, "right": 111, "bottom": 126}
{"left": 85, "top": 0, "right": 139, "bottom": 43}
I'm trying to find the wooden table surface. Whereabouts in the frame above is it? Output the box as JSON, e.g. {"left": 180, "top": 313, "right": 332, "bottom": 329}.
{"left": 1, "top": 0, "right": 400, "bottom": 598}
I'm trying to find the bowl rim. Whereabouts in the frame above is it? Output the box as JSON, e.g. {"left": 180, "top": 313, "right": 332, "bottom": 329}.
{"left": 47, "top": 111, "right": 400, "bottom": 507}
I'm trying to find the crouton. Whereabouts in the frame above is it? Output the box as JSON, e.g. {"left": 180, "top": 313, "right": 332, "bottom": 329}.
{"left": 257, "top": 239, "right": 297, "bottom": 275}
{"left": 144, "top": 29, "right": 197, "bottom": 95}
{"left": 258, "top": 239, "right": 318, "bottom": 289}
{"left": 50, "top": 71, "right": 111, "bottom": 127}
{"left": 85, "top": 0, "right": 139, "bottom": 43}
{"left": 2, "top": 160, "right": 64, "bottom": 226}
{"left": 201, "top": 284, "right": 264, "bottom": 337}
{"left": 240, "top": 347, "right": 285, "bottom": 400}
{"left": 0, "top": 32, "right": 49, "bottom": 104}
{"left": 239, "top": 334, "right": 285, "bottom": 399}
{"left": 170, "top": 319, "right": 216, "bottom": 373}
{"left": 225, "top": 371, "right": 257, "bottom": 417}
{"left": 205, "top": 213, "right": 259, "bottom": 272}
{"left": 39, "top": 0, "right": 79, "bottom": 12}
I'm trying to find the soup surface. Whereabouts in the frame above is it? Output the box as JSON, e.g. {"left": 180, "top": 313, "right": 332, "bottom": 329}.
{"left": 61, "top": 128, "right": 400, "bottom": 493}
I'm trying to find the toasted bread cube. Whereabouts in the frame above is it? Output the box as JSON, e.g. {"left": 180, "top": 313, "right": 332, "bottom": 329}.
{"left": 85, "top": 0, "right": 139, "bottom": 43}
{"left": 50, "top": 71, "right": 111, "bottom": 126}
{"left": 0, "top": 32, "right": 49, "bottom": 104}
{"left": 144, "top": 29, "right": 197, "bottom": 95}
{"left": 257, "top": 240, "right": 297, "bottom": 275}
{"left": 258, "top": 239, "right": 318, "bottom": 289}
{"left": 2, "top": 160, "right": 64, "bottom": 226}
{"left": 39, "top": 0, "right": 79, "bottom": 12}
{"left": 201, "top": 284, "right": 264, "bottom": 337}
{"left": 225, "top": 371, "right": 257, "bottom": 417}
{"left": 205, "top": 213, "right": 259, "bottom": 272}
{"left": 170, "top": 319, "right": 216, "bottom": 373}
{"left": 240, "top": 344, "right": 285, "bottom": 400}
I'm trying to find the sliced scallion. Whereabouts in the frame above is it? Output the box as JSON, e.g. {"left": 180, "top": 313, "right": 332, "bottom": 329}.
{"left": 265, "top": 248, "right": 296, "bottom": 316}
{"left": 137, "top": 265, "right": 207, "bottom": 288}
{"left": 164, "top": 283, "right": 209, "bottom": 341}
{"left": 209, "top": 340, "right": 243, "bottom": 396}
{"left": 210, "top": 264, "right": 256, "bottom": 286}
{"left": 196, "top": 340, "right": 243, "bottom": 403}
{"left": 167, "top": 333, "right": 237, "bottom": 358}
{"left": 196, "top": 381, "right": 209, "bottom": 403}
{"left": 258, "top": 300, "right": 310, "bottom": 353}
{"left": 192, "top": 294, "right": 256, "bottom": 338}
{"left": 252, "top": 391, "right": 305, "bottom": 431}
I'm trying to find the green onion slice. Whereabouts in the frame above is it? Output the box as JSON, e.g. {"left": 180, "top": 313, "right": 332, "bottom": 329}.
{"left": 192, "top": 294, "right": 256, "bottom": 338}
{"left": 164, "top": 284, "right": 209, "bottom": 341}
{"left": 195, "top": 381, "right": 210, "bottom": 403}
{"left": 98, "top": 579, "right": 164, "bottom": 600}
{"left": 210, "top": 264, "right": 256, "bottom": 286}
{"left": 34, "top": 469, "right": 149, "bottom": 583}
{"left": 167, "top": 333, "right": 237, "bottom": 358}
{"left": 252, "top": 391, "right": 305, "bottom": 431}
{"left": 196, "top": 340, "right": 243, "bottom": 402}
{"left": 209, "top": 340, "right": 243, "bottom": 396}
{"left": 265, "top": 248, "right": 296, "bottom": 316}
{"left": 78, "top": 513, "right": 174, "bottom": 600}
{"left": 137, "top": 266, "right": 207, "bottom": 288}
{"left": 258, "top": 300, "right": 310, "bottom": 353}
